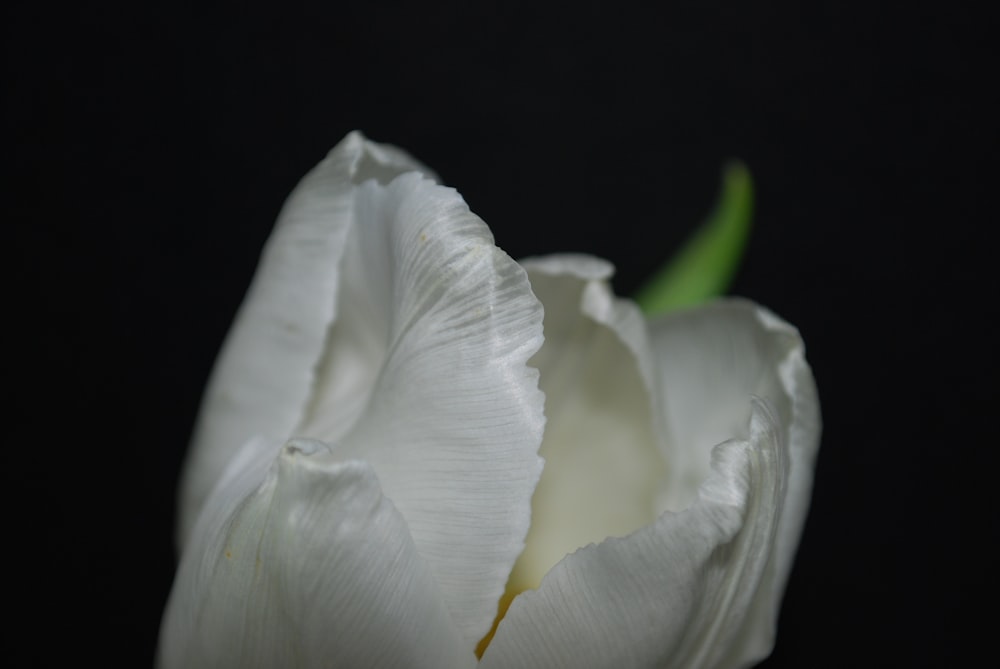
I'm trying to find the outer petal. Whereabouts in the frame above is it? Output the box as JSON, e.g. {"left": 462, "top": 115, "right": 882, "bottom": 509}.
{"left": 322, "top": 174, "right": 546, "bottom": 646}
{"left": 159, "top": 437, "right": 474, "bottom": 669}
{"left": 180, "top": 132, "right": 546, "bottom": 649}
{"left": 651, "top": 299, "right": 821, "bottom": 662}
{"left": 482, "top": 300, "right": 820, "bottom": 669}
{"left": 481, "top": 404, "right": 785, "bottom": 669}
{"left": 178, "top": 132, "right": 431, "bottom": 547}
{"left": 511, "top": 255, "right": 666, "bottom": 590}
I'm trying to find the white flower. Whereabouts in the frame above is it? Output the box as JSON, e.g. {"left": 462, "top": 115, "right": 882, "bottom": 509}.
{"left": 159, "top": 132, "right": 821, "bottom": 669}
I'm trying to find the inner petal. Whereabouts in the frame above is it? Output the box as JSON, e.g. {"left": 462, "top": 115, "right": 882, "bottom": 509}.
{"left": 295, "top": 210, "right": 391, "bottom": 443}
{"left": 511, "top": 261, "right": 667, "bottom": 592}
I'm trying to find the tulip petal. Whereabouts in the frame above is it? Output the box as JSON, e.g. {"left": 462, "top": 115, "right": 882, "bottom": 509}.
{"left": 651, "top": 299, "right": 821, "bottom": 661}
{"left": 510, "top": 255, "right": 667, "bottom": 590}
{"left": 179, "top": 131, "right": 545, "bottom": 649}
{"left": 481, "top": 300, "right": 819, "bottom": 668}
{"left": 481, "top": 404, "right": 784, "bottom": 669}
{"left": 178, "top": 132, "right": 432, "bottom": 547}
{"left": 159, "top": 437, "right": 475, "bottom": 669}
{"left": 653, "top": 300, "right": 820, "bottom": 520}
{"left": 299, "top": 173, "right": 546, "bottom": 648}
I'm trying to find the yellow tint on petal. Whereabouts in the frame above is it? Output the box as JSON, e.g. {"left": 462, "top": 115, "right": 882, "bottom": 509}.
{"left": 475, "top": 582, "right": 528, "bottom": 659}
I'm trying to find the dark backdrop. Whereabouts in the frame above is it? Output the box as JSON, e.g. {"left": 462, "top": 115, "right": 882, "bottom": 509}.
{"left": 6, "top": 1, "right": 994, "bottom": 666}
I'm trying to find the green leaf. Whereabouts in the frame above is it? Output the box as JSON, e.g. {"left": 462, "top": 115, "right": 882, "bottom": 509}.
{"left": 633, "top": 161, "right": 753, "bottom": 316}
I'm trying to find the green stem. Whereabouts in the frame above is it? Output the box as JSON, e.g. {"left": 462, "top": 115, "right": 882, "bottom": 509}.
{"left": 634, "top": 161, "right": 753, "bottom": 316}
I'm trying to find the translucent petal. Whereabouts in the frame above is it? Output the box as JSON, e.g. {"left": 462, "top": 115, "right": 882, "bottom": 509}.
{"left": 482, "top": 300, "right": 820, "bottom": 668}
{"left": 317, "top": 174, "right": 546, "bottom": 646}
{"left": 509, "top": 255, "right": 666, "bottom": 591}
{"left": 159, "top": 438, "right": 474, "bottom": 669}
{"left": 178, "top": 132, "right": 546, "bottom": 649}
{"left": 178, "top": 132, "right": 430, "bottom": 546}
{"left": 652, "top": 299, "right": 820, "bottom": 518}
{"left": 482, "top": 403, "right": 786, "bottom": 669}
{"left": 651, "top": 299, "right": 821, "bottom": 660}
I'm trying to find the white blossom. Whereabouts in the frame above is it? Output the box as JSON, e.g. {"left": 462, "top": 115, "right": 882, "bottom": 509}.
{"left": 159, "top": 132, "right": 820, "bottom": 669}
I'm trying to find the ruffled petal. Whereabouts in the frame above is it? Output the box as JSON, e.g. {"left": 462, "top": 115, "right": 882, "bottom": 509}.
{"left": 651, "top": 299, "right": 818, "bottom": 509}
{"left": 481, "top": 300, "right": 819, "bottom": 668}
{"left": 481, "top": 403, "right": 787, "bottom": 669}
{"left": 303, "top": 174, "right": 546, "bottom": 647}
{"left": 510, "top": 255, "right": 666, "bottom": 591}
{"left": 159, "top": 438, "right": 474, "bottom": 669}
{"left": 651, "top": 299, "right": 821, "bottom": 661}
{"left": 178, "top": 132, "right": 431, "bottom": 547}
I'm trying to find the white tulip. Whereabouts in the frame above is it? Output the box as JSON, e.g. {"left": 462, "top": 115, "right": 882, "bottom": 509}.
{"left": 159, "top": 131, "right": 821, "bottom": 669}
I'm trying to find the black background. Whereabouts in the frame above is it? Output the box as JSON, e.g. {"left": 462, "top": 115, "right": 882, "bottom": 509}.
{"left": 6, "top": 1, "right": 995, "bottom": 666}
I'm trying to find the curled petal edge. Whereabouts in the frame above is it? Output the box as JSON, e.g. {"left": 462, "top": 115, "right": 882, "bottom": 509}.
{"left": 483, "top": 300, "right": 820, "bottom": 669}
{"left": 481, "top": 400, "right": 789, "bottom": 669}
